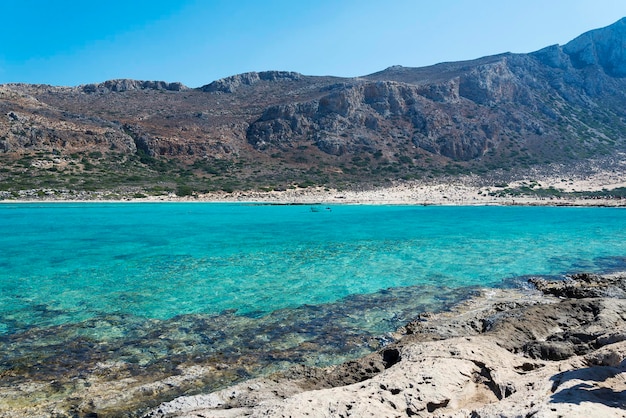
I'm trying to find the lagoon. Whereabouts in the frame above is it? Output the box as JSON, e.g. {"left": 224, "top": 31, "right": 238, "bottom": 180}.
{"left": 2, "top": 204, "right": 626, "bottom": 333}
{"left": 1, "top": 203, "right": 626, "bottom": 414}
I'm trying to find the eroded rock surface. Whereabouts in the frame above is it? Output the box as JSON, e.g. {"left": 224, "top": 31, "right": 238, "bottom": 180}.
{"left": 147, "top": 274, "right": 626, "bottom": 417}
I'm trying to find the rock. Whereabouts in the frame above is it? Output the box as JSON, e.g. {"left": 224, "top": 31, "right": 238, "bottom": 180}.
{"left": 146, "top": 273, "right": 626, "bottom": 417}
{"left": 529, "top": 273, "right": 626, "bottom": 298}
{"left": 123, "top": 124, "right": 157, "bottom": 156}
{"left": 81, "top": 79, "right": 188, "bottom": 93}
{"left": 200, "top": 71, "right": 302, "bottom": 93}
{"left": 531, "top": 44, "right": 572, "bottom": 69}
{"left": 6, "top": 111, "right": 23, "bottom": 121}
{"left": 563, "top": 17, "right": 626, "bottom": 76}
{"left": 458, "top": 59, "right": 519, "bottom": 105}
{"left": 585, "top": 341, "right": 626, "bottom": 367}
{"left": 246, "top": 80, "right": 496, "bottom": 160}
{"left": 525, "top": 340, "right": 576, "bottom": 360}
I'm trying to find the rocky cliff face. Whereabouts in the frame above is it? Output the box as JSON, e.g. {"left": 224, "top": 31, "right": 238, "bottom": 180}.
{"left": 243, "top": 16, "right": 626, "bottom": 169}
{"left": 245, "top": 21, "right": 626, "bottom": 163}
{"left": 562, "top": 17, "right": 626, "bottom": 77}
{"left": 1, "top": 18, "right": 626, "bottom": 192}
{"left": 246, "top": 80, "right": 502, "bottom": 160}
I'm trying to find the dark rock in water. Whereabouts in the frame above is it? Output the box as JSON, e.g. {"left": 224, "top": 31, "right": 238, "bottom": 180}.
{"left": 529, "top": 273, "right": 626, "bottom": 298}
{"left": 0, "top": 283, "right": 470, "bottom": 417}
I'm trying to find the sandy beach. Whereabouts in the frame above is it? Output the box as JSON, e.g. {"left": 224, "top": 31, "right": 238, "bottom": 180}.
{"left": 132, "top": 160, "right": 626, "bottom": 207}
{"left": 3, "top": 158, "right": 626, "bottom": 207}
{"left": 190, "top": 181, "right": 626, "bottom": 207}
{"left": 148, "top": 168, "right": 626, "bottom": 207}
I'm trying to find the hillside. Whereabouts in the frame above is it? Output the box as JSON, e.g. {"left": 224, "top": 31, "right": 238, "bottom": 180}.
{"left": 1, "top": 18, "right": 626, "bottom": 198}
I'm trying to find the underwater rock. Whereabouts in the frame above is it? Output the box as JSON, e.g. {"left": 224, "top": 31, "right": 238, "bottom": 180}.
{"left": 0, "top": 284, "right": 468, "bottom": 417}
{"left": 147, "top": 273, "right": 626, "bottom": 417}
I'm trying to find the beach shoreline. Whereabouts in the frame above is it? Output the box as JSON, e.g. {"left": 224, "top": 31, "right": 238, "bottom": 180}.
{"left": 2, "top": 165, "right": 626, "bottom": 206}
{"left": 1, "top": 268, "right": 625, "bottom": 416}
{"left": 2, "top": 179, "right": 626, "bottom": 207}
{"left": 147, "top": 272, "right": 626, "bottom": 417}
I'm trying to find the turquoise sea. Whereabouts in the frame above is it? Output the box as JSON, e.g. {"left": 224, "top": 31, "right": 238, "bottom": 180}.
{"left": 1, "top": 203, "right": 626, "bottom": 414}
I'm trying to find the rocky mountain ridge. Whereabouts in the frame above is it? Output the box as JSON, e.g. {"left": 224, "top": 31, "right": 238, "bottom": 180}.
{"left": 1, "top": 18, "right": 626, "bottom": 195}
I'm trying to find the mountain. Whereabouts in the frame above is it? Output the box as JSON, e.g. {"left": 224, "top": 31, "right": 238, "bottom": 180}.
{"left": 2, "top": 18, "right": 626, "bottom": 196}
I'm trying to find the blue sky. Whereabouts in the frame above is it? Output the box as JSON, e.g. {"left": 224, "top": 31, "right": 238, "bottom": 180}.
{"left": 1, "top": 0, "right": 625, "bottom": 87}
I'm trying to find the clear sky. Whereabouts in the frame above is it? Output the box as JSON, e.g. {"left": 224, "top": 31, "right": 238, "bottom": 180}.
{"left": 1, "top": 0, "right": 625, "bottom": 87}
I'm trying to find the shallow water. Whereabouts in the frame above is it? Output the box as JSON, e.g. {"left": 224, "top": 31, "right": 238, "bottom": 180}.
{"left": 1, "top": 203, "right": 626, "bottom": 415}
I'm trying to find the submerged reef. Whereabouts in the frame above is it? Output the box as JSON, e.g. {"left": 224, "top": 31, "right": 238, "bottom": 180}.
{"left": 0, "top": 284, "right": 472, "bottom": 417}
{"left": 3, "top": 273, "right": 626, "bottom": 417}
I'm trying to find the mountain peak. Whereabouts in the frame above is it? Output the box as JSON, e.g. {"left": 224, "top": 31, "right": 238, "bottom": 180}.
{"left": 562, "top": 17, "right": 626, "bottom": 76}
{"left": 199, "top": 71, "right": 303, "bottom": 93}
{"left": 2, "top": 19, "right": 626, "bottom": 196}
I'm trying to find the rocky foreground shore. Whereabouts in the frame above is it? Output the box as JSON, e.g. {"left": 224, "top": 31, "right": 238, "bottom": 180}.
{"left": 146, "top": 273, "right": 626, "bottom": 417}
